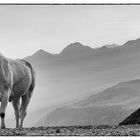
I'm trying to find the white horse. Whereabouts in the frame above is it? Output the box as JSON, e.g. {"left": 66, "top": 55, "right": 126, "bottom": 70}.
{"left": 0, "top": 54, "right": 35, "bottom": 128}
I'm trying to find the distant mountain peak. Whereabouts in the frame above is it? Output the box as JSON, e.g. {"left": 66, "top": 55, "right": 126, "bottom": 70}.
{"left": 36, "top": 49, "right": 46, "bottom": 53}
{"left": 38, "top": 49, "right": 46, "bottom": 52}
{"left": 33, "top": 49, "right": 52, "bottom": 57}
{"left": 60, "top": 42, "right": 93, "bottom": 55}
{"left": 69, "top": 42, "right": 84, "bottom": 46}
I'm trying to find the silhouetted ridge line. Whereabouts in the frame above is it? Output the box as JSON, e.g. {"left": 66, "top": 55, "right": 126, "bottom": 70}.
{"left": 119, "top": 108, "right": 140, "bottom": 125}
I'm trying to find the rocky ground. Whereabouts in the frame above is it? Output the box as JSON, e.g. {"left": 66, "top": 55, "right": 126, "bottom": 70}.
{"left": 1, "top": 125, "right": 140, "bottom": 136}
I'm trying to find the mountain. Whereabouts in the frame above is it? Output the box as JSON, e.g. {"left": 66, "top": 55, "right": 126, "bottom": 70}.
{"left": 60, "top": 42, "right": 94, "bottom": 57}
{"left": 25, "top": 49, "right": 53, "bottom": 60}
{"left": 104, "top": 43, "right": 119, "bottom": 48}
{"left": 34, "top": 79, "right": 140, "bottom": 126}
{"left": 21, "top": 38, "right": 140, "bottom": 127}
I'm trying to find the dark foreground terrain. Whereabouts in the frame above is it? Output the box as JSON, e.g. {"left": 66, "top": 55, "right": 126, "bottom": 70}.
{"left": 1, "top": 125, "right": 140, "bottom": 136}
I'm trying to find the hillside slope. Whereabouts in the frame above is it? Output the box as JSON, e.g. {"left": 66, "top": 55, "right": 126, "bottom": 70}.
{"left": 34, "top": 79, "right": 140, "bottom": 127}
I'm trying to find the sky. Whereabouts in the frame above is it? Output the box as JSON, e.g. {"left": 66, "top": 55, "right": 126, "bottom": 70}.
{"left": 1, "top": 5, "right": 140, "bottom": 58}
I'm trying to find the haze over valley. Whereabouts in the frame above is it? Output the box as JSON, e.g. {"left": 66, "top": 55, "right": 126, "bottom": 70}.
{"left": 5, "top": 37, "right": 140, "bottom": 127}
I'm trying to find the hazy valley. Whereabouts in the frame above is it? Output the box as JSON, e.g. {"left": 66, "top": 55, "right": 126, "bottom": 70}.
{"left": 5, "top": 38, "right": 140, "bottom": 128}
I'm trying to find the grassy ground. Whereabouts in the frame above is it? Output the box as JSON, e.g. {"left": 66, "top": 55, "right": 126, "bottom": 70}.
{"left": 1, "top": 125, "right": 140, "bottom": 136}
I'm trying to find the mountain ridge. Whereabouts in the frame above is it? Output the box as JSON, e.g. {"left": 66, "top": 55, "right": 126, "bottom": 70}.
{"left": 24, "top": 41, "right": 117, "bottom": 59}
{"left": 25, "top": 37, "right": 140, "bottom": 59}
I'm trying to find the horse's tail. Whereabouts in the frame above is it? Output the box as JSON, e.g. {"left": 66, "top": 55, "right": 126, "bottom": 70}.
{"left": 21, "top": 59, "right": 36, "bottom": 94}
{"left": 27, "top": 61, "right": 36, "bottom": 93}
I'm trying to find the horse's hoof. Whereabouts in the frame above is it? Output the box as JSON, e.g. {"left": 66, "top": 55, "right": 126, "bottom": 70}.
{"left": 1, "top": 126, "right": 5, "bottom": 129}
{"left": 9, "top": 97, "right": 12, "bottom": 102}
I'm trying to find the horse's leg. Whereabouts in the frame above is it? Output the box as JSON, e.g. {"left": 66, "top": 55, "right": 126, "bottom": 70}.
{"left": 19, "top": 91, "right": 32, "bottom": 128}
{"left": 12, "top": 98, "right": 20, "bottom": 128}
{"left": 0, "top": 91, "right": 9, "bottom": 129}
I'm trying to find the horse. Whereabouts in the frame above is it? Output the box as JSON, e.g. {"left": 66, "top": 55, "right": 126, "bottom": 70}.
{"left": 0, "top": 54, "right": 35, "bottom": 129}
